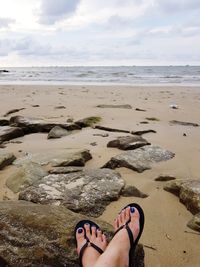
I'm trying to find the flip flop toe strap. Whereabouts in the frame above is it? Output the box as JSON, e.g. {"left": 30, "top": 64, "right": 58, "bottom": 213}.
{"left": 79, "top": 240, "right": 103, "bottom": 267}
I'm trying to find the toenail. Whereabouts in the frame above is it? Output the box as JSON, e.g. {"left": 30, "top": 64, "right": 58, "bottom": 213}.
{"left": 78, "top": 228, "right": 83, "bottom": 233}
{"left": 130, "top": 207, "right": 135, "bottom": 213}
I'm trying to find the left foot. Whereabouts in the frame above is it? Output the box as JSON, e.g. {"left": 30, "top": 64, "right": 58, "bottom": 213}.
{"left": 76, "top": 223, "right": 107, "bottom": 267}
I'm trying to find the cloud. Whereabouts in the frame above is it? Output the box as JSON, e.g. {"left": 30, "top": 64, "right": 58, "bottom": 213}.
{"left": 39, "top": 0, "right": 81, "bottom": 25}
{"left": 155, "top": 0, "right": 200, "bottom": 13}
{"left": 0, "top": 18, "right": 15, "bottom": 28}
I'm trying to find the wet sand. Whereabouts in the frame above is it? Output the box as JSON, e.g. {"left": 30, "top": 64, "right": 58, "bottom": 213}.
{"left": 0, "top": 84, "right": 200, "bottom": 266}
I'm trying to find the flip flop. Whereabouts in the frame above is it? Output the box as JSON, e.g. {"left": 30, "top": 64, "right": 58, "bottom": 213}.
{"left": 74, "top": 220, "right": 104, "bottom": 267}
{"left": 114, "top": 203, "right": 145, "bottom": 267}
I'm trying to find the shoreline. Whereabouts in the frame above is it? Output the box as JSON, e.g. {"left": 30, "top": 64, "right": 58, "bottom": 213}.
{"left": 0, "top": 84, "right": 200, "bottom": 266}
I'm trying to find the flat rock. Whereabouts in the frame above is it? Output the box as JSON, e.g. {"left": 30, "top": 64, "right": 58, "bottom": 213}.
{"left": 104, "top": 145, "right": 175, "bottom": 173}
{"left": 0, "top": 126, "right": 24, "bottom": 143}
{"left": 19, "top": 168, "right": 125, "bottom": 217}
{"left": 155, "top": 175, "right": 176, "bottom": 181}
{"left": 49, "top": 166, "right": 83, "bottom": 174}
{"left": 47, "top": 126, "right": 70, "bottom": 139}
{"left": 0, "top": 151, "right": 16, "bottom": 170}
{"left": 97, "top": 104, "right": 132, "bottom": 109}
{"left": 0, "top": 201, "right": 145, "bottom": 267}
{"left": 14, "top": 149, "right": 92, "bottom": 167}
{"left": 121, "top": 186, "right": 148, "bottom": 198}
{"left": 170, "top": 120, "right": 199, "bottom": 127}
{"left": 107, "top": 135, "right": 150, "bottom": 150}
{"left": 6, "top": 162, "right": 48, "bottom": 193}
{"left": 10, "top": 116, "right": 80, "bottom": 134}
{"left": 187, "top": 213, "right": 200, "bottom": 232}
{"left": 164, "top": 180, "right": 200, "bottom": 214}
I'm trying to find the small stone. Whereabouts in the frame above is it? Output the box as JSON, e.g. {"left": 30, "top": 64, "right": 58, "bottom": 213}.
{"left": 155, "top": 175, "right": 176, "bottom": 182}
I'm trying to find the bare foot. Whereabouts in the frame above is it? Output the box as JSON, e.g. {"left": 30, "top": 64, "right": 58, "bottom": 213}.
{"left": 76, "top": 223, "right": 107, "bottom": 267}
{"left": 93, "top": 206, "right": 142, "bottom": 267}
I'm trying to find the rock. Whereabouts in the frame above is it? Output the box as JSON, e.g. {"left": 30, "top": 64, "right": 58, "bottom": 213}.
{"left": 107, "top": 135, "right": 150, "bottom": 150}
{"left": 0, "top": 126, "right": 24, "bottom": 143}
{"left": 121, "top": 186, "right": 148, "bottom": 198}
{"left": 75, "top": 116, "right": 101, "bottom": 127}
{"left": 187, "top": 213, "right": 200, "bottom": 232}
{"left": 97, "top": 104, "right": 132, "bottom": 109}
{"left": 54, "top": 106, "right": 66, "bottom": 109}
{"left": 90, "top": 142, "right": 97, "bottom": 146}
{"left": 145, "top": 117, "right": 160, "bottom": 121}
{"left": 131, "top": 130, "right": 157, "bottom": 135}
{"left": 0, "top": 69, "right": 9, "bottom": 73}
{"left": 6, "top": 162, "right": 48, "bottom": 193}
{"left": 9, "top": 116, "right": 81, "bottom": 134}
{"left": 0, "top": 119, "right": 9, "bottom": 126}
{"left": 104, "top": 145, "right": 175, "bottom": 173}
{"left": 0, "top": 201, "right": 145, "bottom": 267}
{"left": 0, "top": 151, "right": 16, "bottom": 170}
{"left": 155, "top": 175, "right": 176, "bottom": 182}
{"left": 164, "top": 180, "right": 200, "bottom": 214}
{"left": 135, "top": 108, "right": 146, "bottom": 112}
{"left": 170, "top": 120, "right": 199, "bottom": 127}
{"left": 14, "top": 149, "right": 92, "bottom": 167}
{"left": 47, "top": 126, "right": 70, "bottom": 139}
{"left": 49, "top": 166, "right": 83, "bottom": 174}
{"left": 3, "top": 108, "right": 25, "bottom": 117}
{"left": 19, "top": 168, "right": 125, "bottom": 217}
{"left": 31, "top": 104, "right": 40, "bottom": 107}
{"left": 94, "top": 125, "right": 130, "bottom": 134}
{"left": 93, "top": 133, "right": 109, "bottom": 137}
{"left": 140, "top": 121, "right": 149, "bottom": 124}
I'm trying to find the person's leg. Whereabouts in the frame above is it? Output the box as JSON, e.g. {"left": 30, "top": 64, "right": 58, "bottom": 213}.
{"left": 76, "top": 223, "right": 107, "bottom": 267}
{"left": 93, "top": 206, "right": 141, "bottom": 267}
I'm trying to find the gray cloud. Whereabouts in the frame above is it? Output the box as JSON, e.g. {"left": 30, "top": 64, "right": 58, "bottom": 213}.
{"left": 39, "top": 0, "right": 80, "bottom": 25}
{"left": 0, "top": 18, "right": 15, "bottom": 28}
{"left": 157, "top": 0, "right": 200, "bottom": 13}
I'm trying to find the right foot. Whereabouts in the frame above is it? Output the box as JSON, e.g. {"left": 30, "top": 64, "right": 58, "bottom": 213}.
{"left": 76, "top": 223, "right": 107, "bottom": 267}
{"left": 112, "top": 206, "right": 140, "bottom": 266}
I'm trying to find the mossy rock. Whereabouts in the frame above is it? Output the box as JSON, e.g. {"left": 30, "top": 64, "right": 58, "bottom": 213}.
{"left": 75, "top": 116, "right": 102, "bottom": 127}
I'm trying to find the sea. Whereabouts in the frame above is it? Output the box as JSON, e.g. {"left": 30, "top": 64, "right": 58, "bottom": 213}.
{"left": 0, "top": 66, "right": 200, "bottom": 85}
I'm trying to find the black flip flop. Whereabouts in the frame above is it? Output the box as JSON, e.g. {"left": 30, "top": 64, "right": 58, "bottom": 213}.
{"left": 74, "top": 220, "right": 104, "bottom": 267}
{"left": 114, "top": 203, "right": 145, "bottom": 267}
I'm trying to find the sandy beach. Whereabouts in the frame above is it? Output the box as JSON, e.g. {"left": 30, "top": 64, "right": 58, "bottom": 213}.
{"left": 0, "top": 84, "right": 200, "bottom": 267}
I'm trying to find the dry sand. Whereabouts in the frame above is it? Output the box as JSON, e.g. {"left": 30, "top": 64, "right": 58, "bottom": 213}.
{"left": 0, "top": 84, "right": 200, "bottom": 266}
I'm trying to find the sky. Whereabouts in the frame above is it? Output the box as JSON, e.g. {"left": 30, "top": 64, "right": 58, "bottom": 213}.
{"left": 0, "top": 0, "right": 200, "bottom": 66}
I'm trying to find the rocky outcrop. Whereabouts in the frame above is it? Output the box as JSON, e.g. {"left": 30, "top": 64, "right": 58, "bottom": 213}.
{"left": 107, "top": 135, "right": 150, "bottom": 150}
{"left": 10, "top": 116, "right": 81, "bottom": 134}
{"left": 19, "top": 169, "right": 125, "bottom": 217}
{"left": 47, "top": 126, "right": 70, "bottom": 139}
{"left": 164, "top": 180, "right": 200, "bottom": 214}
{"left": 0, "top": 151, "right": 16, "bottom": 170}
{"left": 6, "top": 162, "right": 48, "bottom": 193}
{"left": 121, "top": 186, "right": 148, "bottom": 198}
{"left": 0, "top": 126, "right": 24, "bottom": 143}
{"left": 97, "top": 104, "right": 132, "bottom": 109}
{"left": 14, "top": 149, "right": 92, "bottom": 167}
{"left": 187, "top": 213, "right": 200, "bottom": 232}
{"left": 104, "top": 145, "right": 175, "bottom": 173}
{"left": 0, "top": 201, "right": 144, "bottom": 267}
{"left": 170, "top": 120, "right": 199, "bottom": 127}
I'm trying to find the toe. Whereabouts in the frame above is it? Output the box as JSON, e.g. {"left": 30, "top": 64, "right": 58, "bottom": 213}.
{"left": 91, "top": 226, "right": 97, "bottom": 238}
{"left": 97, "top": 228, "right": 102, "bottom": 240}
{"left": 76, "top": 227, "right": 85, "bottom": 241}
{"left": 130, "top": 207, "right": 140, "bottom": 239}
{"left": 84, "top": 223, "right": 91, "bottom": 239}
